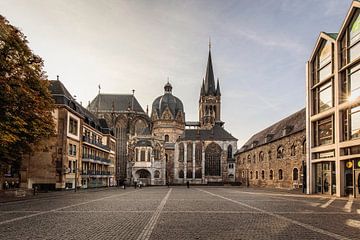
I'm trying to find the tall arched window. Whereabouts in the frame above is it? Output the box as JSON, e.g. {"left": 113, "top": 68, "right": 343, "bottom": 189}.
{"left": 178, "top": 170, "right": 184, "bottom": 178}
{"left": 186, "top": 170, "right": 192, "bottom": 178}
{"left": 195, "top": 169, "right": 202, "bottom": 178}
{"left": 279, "top": 169, "right": 283, "bottom": 180}
{"left": 154, "top": 170, "right": 160, "bottom": 178}
{"left": 135, "top": 148, "right": 139, "bottom": 161}
{"left": 290, "top": 144, "right": 296, "bottom": 156}
{"left": 259, "top": 151, "right": 264, "bottom": 161}
{"left": 261, "top": 170, "right": 265, "bottom": 180}
{"left": 253, "top": 154, "right": 256, "bottom": 163}
{"left": 227, "top": 145, "right": 233, "bottom": 159}
{"left": 165, "top": 135, "right": 169, "bottom": 142}
{"left": 250, "top": 171, "right": 253, "bottom": 179}
{"left": 247, "top": 155, "right": 251, "bottom": 163}
{"left": 205, "top": 142, "right": 222, "bottom": 176}
{"left": 178, "top": 143, "right": 184, "bottom": 162}
{"left": 293, "top": 168, "right": 299, "bottom": 181}
{"left": 134, "top": 119, "right": 147, "bottom": 135}
{"left": 277, "top": 146, "right": 284, "bottom": 159}
{"left": 255, "top": 171, "right": 258, "bottom": 179}
{"left": 269, "top": 170, "right": 273, "bottom": 180}
{"left": 187, "top": 143, "right": 193, "bottom": 162}
{"left": 195, "top": 143, "right": 202, "bottom": 164}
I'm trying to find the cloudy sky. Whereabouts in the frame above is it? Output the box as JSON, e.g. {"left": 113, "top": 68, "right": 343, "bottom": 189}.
{"left": 0, "top": 0, "right": 353, "bottom": 146}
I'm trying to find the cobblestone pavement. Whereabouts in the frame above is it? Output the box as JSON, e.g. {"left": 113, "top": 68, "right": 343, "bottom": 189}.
{"left": 0, "top": 187, "right": 359, "bottom": 239}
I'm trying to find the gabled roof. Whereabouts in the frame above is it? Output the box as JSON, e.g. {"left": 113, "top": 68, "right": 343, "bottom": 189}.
{"left": 88, "top": 94, "right": 145, "bottom": 113}
{"left": 179, "top": 125, "right": 237, "bottom": 141}
{"left": 236, "top": 108, "right": 305, "bottom": 154}
{"left": 48, "top": 80, "right": 114, "bottom": 136}
{"left": 308, "top": 32, "right": 336, "bottom": 63}
{"left": 204, "top": 50, "right": 216, "bottom": 96}
{"left": 323, "top": 32, "right": 338, "bottom": 40}
{"left": 337, "top": 0, "right": 360, "bottom": 40}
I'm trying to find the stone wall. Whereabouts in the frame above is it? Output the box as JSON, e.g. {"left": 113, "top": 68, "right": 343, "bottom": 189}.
{"left": 235, "top": 130, "right": 305, "bottom": 189}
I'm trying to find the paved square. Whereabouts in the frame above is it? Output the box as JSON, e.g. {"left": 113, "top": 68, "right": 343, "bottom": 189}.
{"left": 0, "top": 187, "right": 359, "bottom": 239}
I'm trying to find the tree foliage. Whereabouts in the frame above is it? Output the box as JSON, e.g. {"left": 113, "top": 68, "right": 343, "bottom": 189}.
{"left": 0, "top": 15, "right": 55, "bottom": 170}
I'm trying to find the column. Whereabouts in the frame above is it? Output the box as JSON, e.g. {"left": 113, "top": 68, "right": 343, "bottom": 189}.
{"left": 192, "top": 142, "right": 196, "bottom": 180}
{"left": 184, "top": 143, "right": 187, "bottom": 181}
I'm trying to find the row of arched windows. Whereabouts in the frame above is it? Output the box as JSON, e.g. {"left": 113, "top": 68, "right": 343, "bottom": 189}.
{"left": 240, "top": 140, "right": 306, "bottom": 164}
{"left": 244, "top": 168, "right": 299, "bottom": 181}
{"left": 178, "top": 169, "right": 202, "bottom": 179}
{"left": 178, "top": 143, "right": 233, "bottom": 162}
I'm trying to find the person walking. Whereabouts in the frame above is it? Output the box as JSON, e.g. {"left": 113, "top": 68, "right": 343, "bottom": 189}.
{"left": 186, "top": 181, "right": 190, "bottom": 188}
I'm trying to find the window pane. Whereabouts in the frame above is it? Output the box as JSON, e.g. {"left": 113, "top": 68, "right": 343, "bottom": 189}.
{"left": 351, "top": 108, "right": 360, "bottom": 139}
{"left": 319, "top": 82, "right": 332, "bottom": 112}
{"left": 318, "top": 117, "right": 333, "bottom": 145}
{"left": 319, "top": 64, "right": 331, "bottom": 81}
{"left": 349, "top": 42, "right": 360, "bottom": 62}
{"left": 319, "top": 41, "right": 331, "bottom": 69}
{"left": 350, "top": 11, "right": 360, "bottom": 45}
{"left": 350, "top": 68, "right": 360, "bottom": 99}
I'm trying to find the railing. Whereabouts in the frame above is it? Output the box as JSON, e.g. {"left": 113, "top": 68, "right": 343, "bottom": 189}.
{"left": 81, "top": 156, "right": 112, "bottom": 164}
{"left": 81, "top": 170, "right": 112, "bottom": 176}
{"left": 82, "top": 136, "right": 110, "bottom": 151}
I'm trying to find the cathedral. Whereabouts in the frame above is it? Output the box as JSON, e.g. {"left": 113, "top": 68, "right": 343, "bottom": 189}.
{"left": 89, "top": 47, "right": 237, "bottom": 185}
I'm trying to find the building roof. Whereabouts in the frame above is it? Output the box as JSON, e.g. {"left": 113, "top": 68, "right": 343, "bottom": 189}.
{"left": 88, "top": 94, "right": 145, "bottom": 113}
{"left": 323, "top": 32, "right": 338, "bottom": 40}
{"left": 152, "top": 82, "right": 184, "bottom": 119}
{"left": 202, "top": 49, "right": 221, "bottom": 97}
{"left": 236, "top": 108, "right": 305, "bottom": 154}
{"left": 49, "top": 80, "right": 114, "bottom": 136}
{"left": 179, "top": 125, "right": 237, "bottom": 141}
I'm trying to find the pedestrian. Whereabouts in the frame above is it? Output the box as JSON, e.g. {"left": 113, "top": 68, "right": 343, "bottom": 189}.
{"left": 139, "top": 181, "right": 142, "bottom": 189}
{"left": 5, "top": 181, "right": 9, "bottom": 190}
{"left": 166, "top": 181, "right": 170, "bottom": 188}
{"left": 123, "top": 180, "right": 126, "bottom": 190}
{"left": 186, "top": 181, "right": 190, "bottom": 188}
{"left": 134, "top": 180, "right": 137, "bottom": 189}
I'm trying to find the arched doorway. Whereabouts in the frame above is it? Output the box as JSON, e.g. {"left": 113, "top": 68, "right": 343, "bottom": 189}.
{"left": 205, "top": 142, "right": 222, "bottom": 176}
{"left": 135, "top": 169, "right": 151, "bottom": 185}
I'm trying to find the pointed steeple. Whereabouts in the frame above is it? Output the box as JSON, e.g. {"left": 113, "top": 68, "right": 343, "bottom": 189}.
{"left": 216, "top": 78, "right": 221, "bottom": 96}
{"left": 200, "top": 79, "right": 205, "bottom": 96}
{"left": 204, "top": 46, "right": 216, "bottom": 96}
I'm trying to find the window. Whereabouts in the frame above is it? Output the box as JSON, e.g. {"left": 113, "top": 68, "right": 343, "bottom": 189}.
{"left": 154, "top": 170, "right": 160, "bottom": 178}
{"left": 195, "top": 143, "right": 202, "bottom": 164}
{"left": 253, "top": 154, "right": 256, "bottom": 163}
{"left": 135, "top": 149, "right": 139, "bottom": 161}
{"left": 140, "top": 150, "right": 146, "bottom": 161}
{"left": 187, "top": 143, "right": 193, "bottom": 162}
{"left": 293, "top": 168, "right": 299, "bottom": 181}
{"left": 302, "top": 140, "right": 306, "bottom": 154}
{"left": 316, "top": 81, "right": 333, "bottom": 113}
{"left": 250, "top": 171, "right": 253, "bottom": 179}
{"left": 205, "top": 143, "right": 222, "bottom": 176}
{"left": 165, "top": 135, "right": 169, "bottom": 142}
{"left": 147, "top": 150, "right": 151, "bottom": 162}
{"left": 186, "top": 170, "right": 192, "bottom": 179}
{"left": 68, "top": 144, "right": 76, "bottom": 156}
{"left": 178, "top": 170, "right": 184, "bottom": 178}
{"left": 247, "top": 154, "right": 251, "bottom": 163}
{"left": 259, "top": 151, "right": 264, "bottom": 161}
{"left": 178, "top": 143, "right": 184, "bottom": 162}
{"left": 255, "top": 171, "right": 258, "bottom": 180}
{"left": 268, "top": 151, "right": 272, "bottom": 160}
{"left": 227, "top": 145, "right": 233, "bottom": 159}
{"left": 279, "top": 169, "right": 283, "bottom": 180}
{"left": 351, "top": 106, "right": 360, "bottom": 139}
{"left": 269, "top": 170, "right": 273, "bottom": 180}
{"left": 195, "top": 169, "right": 202, "bottom": 178}
{"left": 277, "top": 146, "right": 284, "bottom": 159}
{"left": 290, "top": 144, "right": 296, "bottom": 156}
{"left": 349, "top": 11, "right": 360, "bottom": 61}
{"left": 314, "top": 116, "right": 333, "bottom": 146}
{"left": 261, "top": 170, "right": 265, "bottom": 180}
{"left": 69, "top": 117, "right": 78, "bottom": 135}
{"left": 313, "top": 40, "right": 332, "bottom": 85}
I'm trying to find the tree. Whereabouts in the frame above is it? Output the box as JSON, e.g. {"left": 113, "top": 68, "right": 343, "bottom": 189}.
{"left": 0, "top": 15, "right": 55, "bottom": 178}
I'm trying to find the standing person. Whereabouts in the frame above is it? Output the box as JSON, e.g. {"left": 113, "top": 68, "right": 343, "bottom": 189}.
{"left": 166, "top": 181, "right": 170, "bottom": 188}
{"left": 186, "top": 181, "right": 190, "bottom": 188}
{"left": 134, "top": 180, "right": 137, "bottom": 189}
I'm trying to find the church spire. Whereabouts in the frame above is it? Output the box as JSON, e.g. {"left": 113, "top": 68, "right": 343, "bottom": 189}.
{"left": 204, "top": 46, "right": 216, "bottom": 96}
{"left": 200, "top": 78, "right": 205, "bottom": 96}
{"left": 216, "top": 78, "right": 221, "bottom": 96}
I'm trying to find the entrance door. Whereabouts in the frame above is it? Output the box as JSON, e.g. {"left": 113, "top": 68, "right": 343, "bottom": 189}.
{"left": 345, "top": 168, "right": 353, "bottom": 196}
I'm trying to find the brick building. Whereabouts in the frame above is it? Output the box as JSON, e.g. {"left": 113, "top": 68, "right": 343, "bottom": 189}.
{"left": 235, "top": 109, "right": 306, "bottom": 189}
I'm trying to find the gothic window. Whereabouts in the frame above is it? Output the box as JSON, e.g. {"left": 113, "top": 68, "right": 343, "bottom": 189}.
{"left": 261, "top": 170, "right": 265, "bottom": 180}
{"left": 178, "top": 170, "right": 184, "bottom": 178}
{"left": 253, "top": 154, "right": 256, "bottom": 163}
{"left": 195, "top": 169, "right": 202, "bottom": 178}
{"left": 293, "top": 168, "right": 299, "bottom": 181}
{"left": 250, "top": 171, "right": 253, "bottom": 179}
{"left": 277, "top": 146, "right": 284, "bottom": 159}
{"left": 187, "top": 143, "right": 193, "bottom": 162}
{"left": 154, "top": 170, "right": 160, "bottom": 178}
{"left": 205, "top": 142, "right": 222, "bottom": 176}
{"left": 165, "top": 135, "right": 169, "bottom": 142}
{"left": 247, "top": 154, "right": 251, "bottom": 163}
{"left": 268, "top": 150, "right": 272, "bottom": 160}
{"left": 259, "top": 151, "right": 264, "bottom": 162}
{"left": 187, "top": 170, "right": 192, "bottom": 178}
{"left": 154, "top": 144, "right": 161, "bottom": 160}
{"left": 147, "top": 150, "right": 151, "bottom": 162}
{"left": 178, "top": 143, "right": 184, "bottom": 162}
{"left": 290, "top": 144, "right": 296, "bottom": 156}
{"left": 255, "top": 171, "right": 258, "bottom": 179}
{"left": 227, "top": 145, "right": 233, "bottom": 159}
{"left": 137, "top": 169, "right": 150, "bottom": 179}
{"left": 134, "top": 119, "right": 147, "bottom": 135}
{"left": 279, "top": 169, "right": 283, "bottom": 180}
{"left": 195, "top": 143, "right": 202, "bottom": 164}
{"left": 269, "top": 170, "right": 273, "bottom": 180}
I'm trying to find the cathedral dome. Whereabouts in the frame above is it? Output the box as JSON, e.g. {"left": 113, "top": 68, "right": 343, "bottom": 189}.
{"left": 152, "top": 82, "right": 184, "bottom": 119}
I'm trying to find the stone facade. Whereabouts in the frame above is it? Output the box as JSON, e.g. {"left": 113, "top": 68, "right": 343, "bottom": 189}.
{"left": 235, "top": 109, "right": 306, "bottom": 190}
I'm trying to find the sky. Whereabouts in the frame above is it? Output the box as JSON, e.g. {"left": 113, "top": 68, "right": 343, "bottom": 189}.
{"left": 0, "top": 0, "right": 353, "bottom": 146}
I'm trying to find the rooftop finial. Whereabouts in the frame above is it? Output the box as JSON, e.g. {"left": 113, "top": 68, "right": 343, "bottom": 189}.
{"left": 56, "top": 75, "right": 59, "bottom": 81}
{"left": 209, "top": 37, "right": 211, "bottom": 51}
{"left": 98, "top": 84, "right": 101, "bottom": 94}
